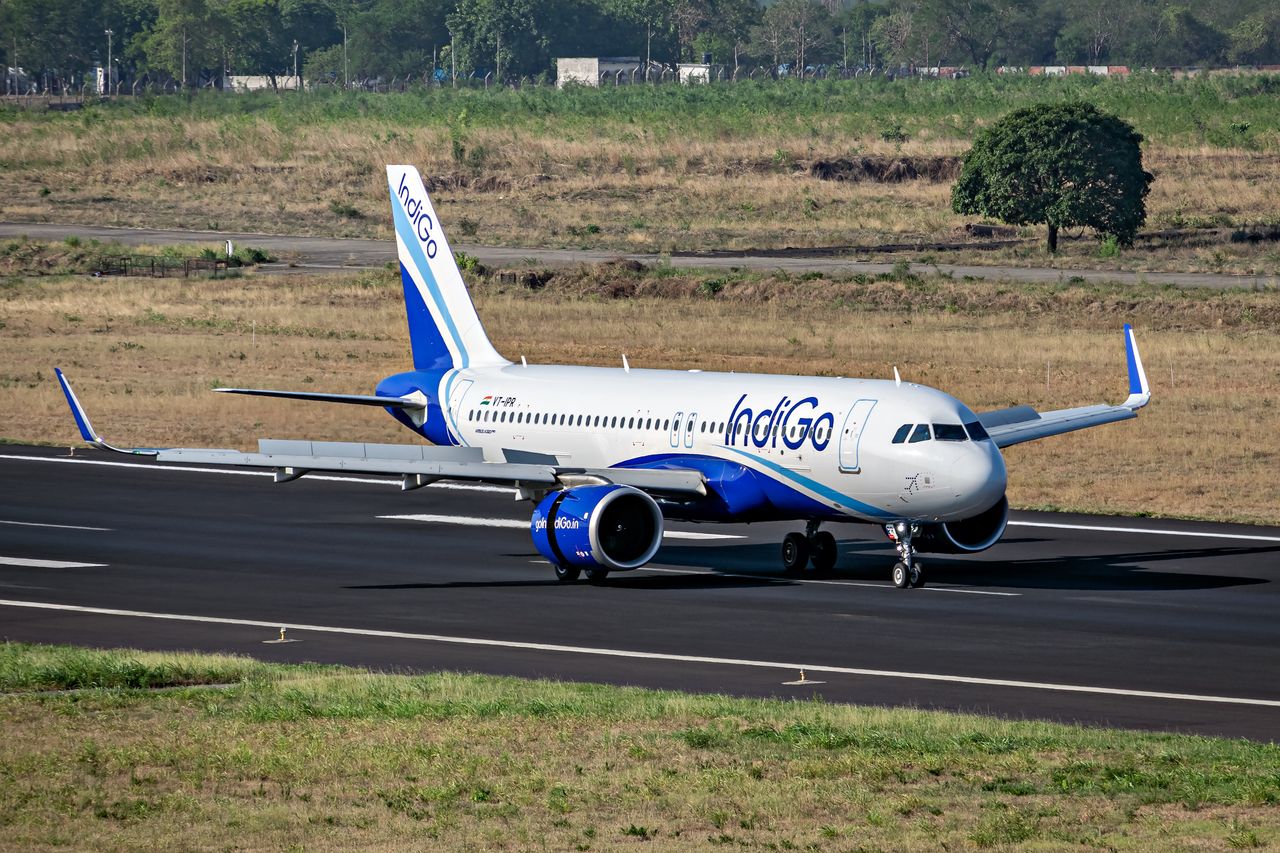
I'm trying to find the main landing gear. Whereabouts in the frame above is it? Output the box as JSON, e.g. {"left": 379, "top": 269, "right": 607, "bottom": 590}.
{"left": 781, "top": 520, "right": 838, "bottom": 575}
{"left": 553, "top": 565, "right": 610, "bottom": 584}
{"left": 886, "top": 522, "right": 925, "bottom": 589}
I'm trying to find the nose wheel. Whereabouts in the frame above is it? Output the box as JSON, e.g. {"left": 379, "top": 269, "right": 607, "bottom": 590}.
{"left": 886, "top": 522, "right": 925, "bottom": 589}
{"left": 781, "top": 522, "right": 839, "bottom": 575}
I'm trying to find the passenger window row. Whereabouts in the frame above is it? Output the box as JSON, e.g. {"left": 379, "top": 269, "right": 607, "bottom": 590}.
{"left": 465, "top": 408, "right": 830, "bottom": 442}
{"left": 891, "top": 421, "right": 990, "bottom": 444}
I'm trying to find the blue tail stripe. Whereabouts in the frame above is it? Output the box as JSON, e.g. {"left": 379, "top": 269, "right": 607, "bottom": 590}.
{"left": 389, "top": 188, "right": 469, "bottom": 369}
{"left": 1123, "top": 323, "right": 1142, "bottom": 395}
{"left": 399, "top": 263, "right": 454, "bottom": 370}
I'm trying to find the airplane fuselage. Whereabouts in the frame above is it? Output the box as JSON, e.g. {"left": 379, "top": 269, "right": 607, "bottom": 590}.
{"left": 377, "top": 364, "right": 1008, "bottom": 526}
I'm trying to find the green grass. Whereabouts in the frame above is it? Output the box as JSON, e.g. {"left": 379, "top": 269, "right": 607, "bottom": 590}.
{"left": 6, "top": 73, "right": 1280, "bottom": 150}
{"left": 1, "top": 642, "right": 1278, "bottom": 850}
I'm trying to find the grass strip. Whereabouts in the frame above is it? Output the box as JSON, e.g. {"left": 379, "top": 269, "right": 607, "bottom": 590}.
{"left": 1, "top": 642, "right": 1277, "bottom": 850}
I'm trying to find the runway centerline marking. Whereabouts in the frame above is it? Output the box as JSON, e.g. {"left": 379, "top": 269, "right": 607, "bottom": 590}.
{"left": 0, "top": 520, "right": 112, "bottom": 532}
{"left": 0, "top": 557, "right": 106, "bottom": 569}
{"left": 0, "top": 598, "right": 1273, "bottom": 708}
{"left": 6, "top": 453, "right": 1280, "bottom": 543}
{"left": 378, "top": 514, "right": 744, "bottom": 541}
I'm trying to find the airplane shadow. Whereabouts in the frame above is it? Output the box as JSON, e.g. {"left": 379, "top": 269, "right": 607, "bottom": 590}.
{"left": 652, "top": 540, "right": 1275, "bottom": 592}
{"left": 346, "top": 574, "right": 783, "bottom": 592}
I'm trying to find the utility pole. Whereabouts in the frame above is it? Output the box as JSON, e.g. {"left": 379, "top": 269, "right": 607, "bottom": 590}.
{"left": 342, "top": 22, "right": 348, "bottom": 89}
{"left": 451, "top": 34, "right": 456, "bottom": 87}
{"left": 292, "top": 40, "right": 299, "bottom": 90}
{"left": 104, "top": 29, "right": 113, "bottom": 96}
{"left": 181, "top": 27, "right": 188, "bottom": 90}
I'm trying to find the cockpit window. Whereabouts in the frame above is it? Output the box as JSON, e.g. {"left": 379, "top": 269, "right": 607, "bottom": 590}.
{"left": 909, "top": 424, "right": 931, "bottom": 443}
{"left": 891, "top": 424, "right": 912, "bottom": 444}
{"left": 933, "top": 423, "right": 967, "bottom": 442}
{"left": 964, "top": 421, "right": 990, "bottom": 441}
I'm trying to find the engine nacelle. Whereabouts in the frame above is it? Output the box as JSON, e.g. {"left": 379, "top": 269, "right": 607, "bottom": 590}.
{"left": 531, "top": 485, "right": 664, "bottom": 571}
{"left": 916, "top": 495, "right": 1009, "bottom": 554}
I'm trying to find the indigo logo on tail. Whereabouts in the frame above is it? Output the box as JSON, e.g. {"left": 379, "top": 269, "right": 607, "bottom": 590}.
{"left": 396, "top": 172, "right": 439, "bottom": 257}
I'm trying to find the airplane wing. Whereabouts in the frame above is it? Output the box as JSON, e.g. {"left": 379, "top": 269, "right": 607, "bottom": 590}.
{"left": 977, "top": 324, "right": 1151, "bottom": 449}
{"left": 53, "top": 370, "right": 707, "bottom": 497}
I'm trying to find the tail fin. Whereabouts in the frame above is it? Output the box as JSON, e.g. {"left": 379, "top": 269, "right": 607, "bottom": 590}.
{"left": 387, "top": 165, "right": 508, "bottom": 371}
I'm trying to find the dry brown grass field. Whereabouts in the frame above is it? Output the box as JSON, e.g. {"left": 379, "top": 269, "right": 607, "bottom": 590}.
{"left": 1, "top": 113, "right": 1278, "bottom": 276}
{"left": 3, "top": 265, "right": 1278, "bottom": 525}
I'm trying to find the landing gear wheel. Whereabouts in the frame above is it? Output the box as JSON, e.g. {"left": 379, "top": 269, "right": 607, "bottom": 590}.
{"left": 782, "top": 532, "right": 809, "bottom": 574}
{"left": 554, "top": 564, "right": 581, "bottom": 584}
{"left": 909, "top": 564, "right": 925, "bottom": 588}
{"left": 892, "top": 561, "right": 910, "bottom": 589}
{"left": 585, "top": 568, "right": 610, "bottom": 583}
{"left": 809, "top": 531, "right": 837, "bottom": 574}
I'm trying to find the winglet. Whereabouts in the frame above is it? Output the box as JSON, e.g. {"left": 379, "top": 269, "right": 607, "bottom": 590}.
{"left": 53, "top": 369, "right": 158, "bottom": 456}
{"left": 54, "top": 368, "right": 101, "bottom": 445}
{"left": 1122, "top": 324, "right": 1151, "bottom": 410}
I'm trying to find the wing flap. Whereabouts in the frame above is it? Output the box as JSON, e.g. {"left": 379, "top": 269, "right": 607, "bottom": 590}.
{"left": 985, "top": 404, "right": 1136, "bottom": 448}
{"left": 156, "top": 447, "right": 559, "bottom": 486}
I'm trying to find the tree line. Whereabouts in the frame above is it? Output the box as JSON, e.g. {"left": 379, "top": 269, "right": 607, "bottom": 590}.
{"left": 2, "top": 0, "right": 1277, "bottom": 90}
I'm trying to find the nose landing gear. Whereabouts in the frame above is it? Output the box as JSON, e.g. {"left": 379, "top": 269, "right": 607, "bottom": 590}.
{"left": 781, "top": 521, "right": 839, "bottom": 575}
{"left": 886, "top": 522, "right": 924, "bottom": 588}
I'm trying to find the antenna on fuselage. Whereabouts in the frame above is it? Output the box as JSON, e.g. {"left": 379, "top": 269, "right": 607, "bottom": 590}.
{"left": 893, "top": 366, "right": 902, "bottom": 387}
{"left": 622, "top": 354, "right": 630, "bottom": 373}
{"left": 521, "top": 355, "right": 528, "bottom": 368}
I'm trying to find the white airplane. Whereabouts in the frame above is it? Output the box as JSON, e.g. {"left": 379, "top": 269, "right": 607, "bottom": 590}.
{"left": 56, "top": 165, "right": 1151, "bottom": 588}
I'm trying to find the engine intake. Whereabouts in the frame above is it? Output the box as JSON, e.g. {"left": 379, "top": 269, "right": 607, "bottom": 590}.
{"left": 917, "top": 495, "right": 1009, "bottom": 554}
{"left": 531, "top": 484, "right": 664, "bottom": 571}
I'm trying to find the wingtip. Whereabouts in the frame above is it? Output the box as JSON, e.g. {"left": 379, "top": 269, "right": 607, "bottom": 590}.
{"left": 1122, "top": 325, "right": 1151, "bottom": 409}
{"left": 53, "top": 367, "right": 100, "bottom": 444}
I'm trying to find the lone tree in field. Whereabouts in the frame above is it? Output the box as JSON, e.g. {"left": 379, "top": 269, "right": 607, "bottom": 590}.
{"left": 952, "top": 102, "right": 1154, "bottom": 253}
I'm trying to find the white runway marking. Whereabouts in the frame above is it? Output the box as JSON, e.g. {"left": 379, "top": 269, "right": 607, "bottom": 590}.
{"left": 0, "top": 557, "right": 106, "bottom": 568}
{"left": 0, "top": 597, "right": 1275, "bottom": 708}
{"left": 637, "top": 566, "right": 1020, "bottom": 596}
{"left": 7, "top": 453, "right": 1280, "bottom": 543}
{"left": 378, "top": 514, "right": 745, "bottom": 540}
{"left": 1008, "top": 520, "right": 1280, "bottom": 543}
{"left": 0, "top": 454, "right": 508, "bottom": 494}
{"left": 0, "top": 519, "right": 111, "bottom": 531}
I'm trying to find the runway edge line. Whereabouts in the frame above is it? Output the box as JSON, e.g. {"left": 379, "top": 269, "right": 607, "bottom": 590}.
{"left": 2, "top": 598, "right": 1277, "bottom": 709}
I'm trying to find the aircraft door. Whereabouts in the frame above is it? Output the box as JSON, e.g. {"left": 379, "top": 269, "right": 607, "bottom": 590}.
{"left": 669, "top": 412, "right": 683, "bottom": 448}
{"left": 684, "top": 412, "right": 698, "bottom": 448}
{"left": 838, "top": 399, "right": 878, "bottom": 473}
{"left": 446, "top": 379, "right": 474, "bottom": 439}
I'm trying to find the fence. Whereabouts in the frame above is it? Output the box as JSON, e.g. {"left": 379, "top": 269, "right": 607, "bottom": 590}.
{"left": 96, "top": 256, "right": 229, "bottom": 278}
{"left": 5, "top": 62, "right": 1279, "bottom": 103}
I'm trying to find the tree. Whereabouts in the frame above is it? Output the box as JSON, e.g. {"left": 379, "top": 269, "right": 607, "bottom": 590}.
{"left": 138, "top": 0, "right": 227, "bottom": 86}
{"left": 755, "top": 0, "right": 834, "bottom": 73}
{"left": 917, "top": 0, "right": 1032, "bottom": 70}
{"left": 952, "top": 102, "right": 1154, "bottom": 253}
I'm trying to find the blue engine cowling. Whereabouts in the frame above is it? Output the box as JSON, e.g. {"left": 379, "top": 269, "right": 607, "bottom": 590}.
{"left": 531, "top": 485, "right": 664, "bottom": 571}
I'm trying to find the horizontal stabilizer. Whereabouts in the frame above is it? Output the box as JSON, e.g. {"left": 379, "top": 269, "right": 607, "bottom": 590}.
{"left": 215, "top": 388, "right": 426, "bottom": 409}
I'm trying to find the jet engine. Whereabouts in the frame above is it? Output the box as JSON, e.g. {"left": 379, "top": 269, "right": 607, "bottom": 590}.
{"left": 531, "top": 484, "right": 664, "bottom": 571}
{"left": 916, "top": 495, "right": 1009, "bottom": 554}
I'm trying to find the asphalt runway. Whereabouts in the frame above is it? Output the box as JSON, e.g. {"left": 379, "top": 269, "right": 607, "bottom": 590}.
{"left": 2, "top": 221, "right": 1276, "bottom": 290}
{"left": 1, "top": 445, "right": 1277, "bottom": 740}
